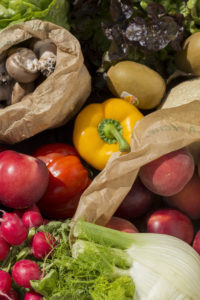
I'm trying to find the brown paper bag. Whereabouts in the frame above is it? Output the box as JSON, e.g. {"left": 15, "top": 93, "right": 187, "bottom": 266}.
{"left": 0, "top": 20, "right": 91, "bottom": 144}
{"left": 73, "top": 101, "right": 200, "bottom": 225}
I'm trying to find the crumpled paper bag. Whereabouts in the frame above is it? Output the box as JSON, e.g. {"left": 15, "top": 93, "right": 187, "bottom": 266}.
{"left": 0, "top": 19, "right": 91, "bottom": 144}
{"left": 73, "top": 101, "right": 200, "bottom": 225}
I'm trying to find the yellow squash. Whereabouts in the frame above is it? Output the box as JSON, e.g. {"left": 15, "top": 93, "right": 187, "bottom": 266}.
{"left": 73, "top": 98, "right": 143, "bottom": 170}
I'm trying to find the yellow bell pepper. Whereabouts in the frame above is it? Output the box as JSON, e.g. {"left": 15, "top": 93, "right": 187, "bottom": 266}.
{"left": 73, "top": 98, "right": 144, "bottom": 170}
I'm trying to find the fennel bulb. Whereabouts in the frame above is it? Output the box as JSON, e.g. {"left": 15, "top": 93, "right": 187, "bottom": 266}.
{"left": 72, "top": 220, "right": 200, "bottom": 300}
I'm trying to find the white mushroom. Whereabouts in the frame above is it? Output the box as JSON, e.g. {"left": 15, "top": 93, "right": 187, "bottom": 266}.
{"left": 6, "top": 48, "right": 40, "bottom": 83}
{"left": 11, "top": 82, "right": 35, "bottom": 105}
{"left": 32, "top": 39, "right": 57, "bottom": 77}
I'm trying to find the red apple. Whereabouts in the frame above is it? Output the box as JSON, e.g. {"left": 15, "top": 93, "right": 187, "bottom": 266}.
{"left": 0, "top": 150, "right": 49, "bottom": 209}
{"left": 165, "top": 172, "right": 200, "bottom": 219}
{"left": 105, "top": 216, "right": 139, "bottom": 233}
{"left": 147, "top": 208, "right": 194, "bottom": 244}
{"left": 116, "top": 178, "right": 153, "bottom": 220}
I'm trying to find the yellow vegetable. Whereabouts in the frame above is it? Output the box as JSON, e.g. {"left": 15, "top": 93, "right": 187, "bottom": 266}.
{"left": 73, "top": 98, "right": 143, "bottom": 170}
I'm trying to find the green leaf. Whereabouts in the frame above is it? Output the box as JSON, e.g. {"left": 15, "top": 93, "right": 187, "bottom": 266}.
{"left": 31, "top": 269, "right": 58, "bottom": 298}
{"left": 0, "top": 0, "right": 70, "bottom": 30}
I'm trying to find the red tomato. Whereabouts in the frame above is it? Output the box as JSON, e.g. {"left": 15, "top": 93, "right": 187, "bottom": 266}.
{"left": 34, "top": 143, "right": 78, "bottom": 157}
{"left": 37, "top": 155, "right": 90, "bottom": 219}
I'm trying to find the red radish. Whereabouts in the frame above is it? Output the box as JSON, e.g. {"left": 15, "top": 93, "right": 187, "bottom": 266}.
{"left": 0, "top": 289, "right": 19, "bottom": 300}
{"left": 0, "top": 270, "right": 12, "bottom": 294}
{"left": 105, "top": 217, "right": 139, "bottom": 233}
{"left": 12, "top": 259, "right": 41, "bottom": 289}
{"left": 0, "top": 212, "right": 27, "bottom": 245}
{"left": 13, "top": 205, "right": 40, "bottom": 218}
{"left": 0, "top": 150, "right": 49, "bottom": 209}
{"left": 0, "top": 236, "right": 10, "bottom": 260}
{"left": 24, "top": 290, "right": 43, "bottom": 300}
{"left": 31, "top": 232, "right": 56, "bottom": 259}
{"left": 22, "top": 211, "right": 43, "bottom": 229}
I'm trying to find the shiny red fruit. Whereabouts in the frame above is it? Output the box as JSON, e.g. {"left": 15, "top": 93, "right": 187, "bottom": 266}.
{"left": 0, "top": 150, "right": 49, "bottom": 209}
{"left": 105, "top": 216, "right": 139, "bottom": 233}
{"left": 147, "top": 208, "right": 194, "bottom": 244}
{"left": 38, "top": 155, "right": 90, "bottom": 219}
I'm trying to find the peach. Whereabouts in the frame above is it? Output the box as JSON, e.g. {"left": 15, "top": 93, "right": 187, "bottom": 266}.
{"left": 139, "top": 148, "right": 194, "bottom": 196}
{"left": 165, "top": 172, "right": 200, "bottom": 219}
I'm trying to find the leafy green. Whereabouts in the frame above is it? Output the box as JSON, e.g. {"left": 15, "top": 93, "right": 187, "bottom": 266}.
{"left": 31, "top": 269, "right": 58, "bottom": 298}
{"left": 28, "top": 220, "right": 135, "bottom": 299}
{"left": 0, "top": 0, "right": 70, "bottom": 30}
{"left": 69, "top": 0, "right": 200, "bottom": 78}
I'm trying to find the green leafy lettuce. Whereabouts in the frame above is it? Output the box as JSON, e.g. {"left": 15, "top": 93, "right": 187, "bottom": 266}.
{"left": 0, "top": 0, "right": 70, "bottom": 30}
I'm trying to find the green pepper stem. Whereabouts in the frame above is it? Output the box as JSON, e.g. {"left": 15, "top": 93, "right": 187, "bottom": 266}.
{"left": 98, "top": 119, "right": 130, "bottom": 152}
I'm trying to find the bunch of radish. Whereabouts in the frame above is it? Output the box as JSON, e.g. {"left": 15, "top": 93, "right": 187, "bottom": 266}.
{"left": 0, "top": 204, "right": 56, "bottom": 299}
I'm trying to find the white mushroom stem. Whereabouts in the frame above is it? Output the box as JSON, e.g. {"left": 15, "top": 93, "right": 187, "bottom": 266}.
{"left": 11, "top": 82, "right": 35, "bottom": 105}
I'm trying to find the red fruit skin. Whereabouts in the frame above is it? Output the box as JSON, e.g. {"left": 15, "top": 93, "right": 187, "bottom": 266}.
{"left": 24, "top": 290, "right": 43, "bottom": 300}
{"left": 0, "top": 150, "right": 49, "bottom": 209}
{"left": 139, "top": 148, "right": 194, "bottom": 196}
{"left": 0, "top": 236, "right": 10, "bottom": 260}
{"left": 31, "top": 232, "right": 56, "bottom": 259}
{"left": 38, "top": 155, "right": 90, "bottom": 219}
{"left": 147, "top": 209, "right": 194, "bottom": 244}
{"left": 13, "top": 205, "right": 40, "bottom": 218}
{"left": 0, "top": 270, "right": 12, "bottom": 294}
{"left": 12, "top": 260, "right": 41, "bottom": 289}
{"left": 193, "top": 230, "right": 200, "bottom": 255}
{"left": 116, "top": 178, "right": 153, "bottom": 220}
{"left": 105, "top": 216, "right": 139, "bottom": 233}
{"left": 22, "top": 211, "right": 43, "bottom": 229}
{"left": 1, "top": 213, "right": 28, "bottom": 245}
{"left": 165, "top": 172, "right": 200, "bottom": 219}
{"left": 36, "top": 153, "right": 64, "bottom": 166}
{"left": 0, "top": 289, "right": 19, "bottom": 300}
{"left": 33, "top": 143, "right": 79, "bottom": 166}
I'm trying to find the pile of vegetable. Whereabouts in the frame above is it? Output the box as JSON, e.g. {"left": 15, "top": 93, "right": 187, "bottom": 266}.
{"left": 1, "top": 0, "right": 200, "bottom": 299}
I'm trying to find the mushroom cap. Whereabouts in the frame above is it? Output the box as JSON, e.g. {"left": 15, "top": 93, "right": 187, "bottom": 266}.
{"left": 31, "top": 39, "right": 57, "bottom": 58}
{"left": 6, "top": 48, "right": 40, "bottom": 83}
